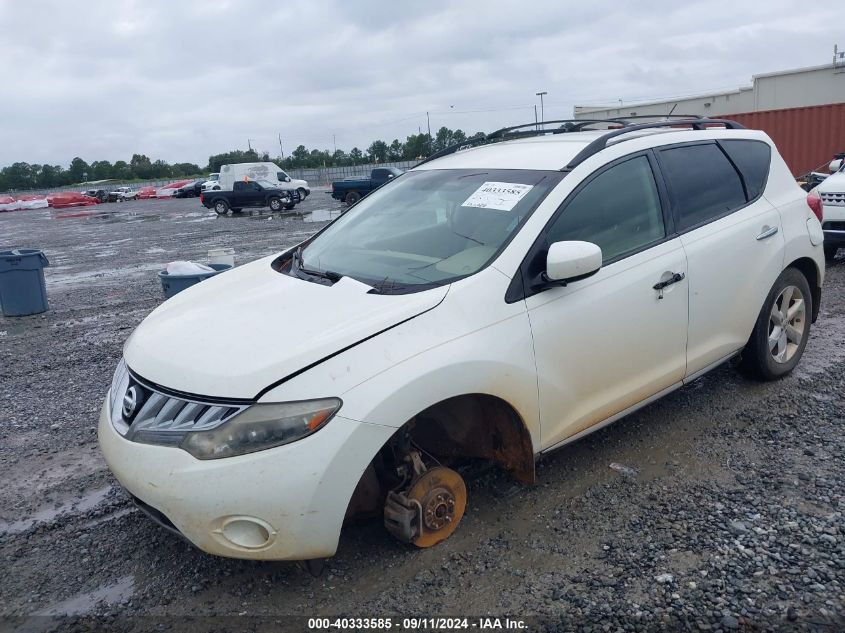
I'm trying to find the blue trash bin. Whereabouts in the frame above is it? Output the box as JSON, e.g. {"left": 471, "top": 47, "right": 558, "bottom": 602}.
{"left": 0, "top": 249, "right": 50, "bottom": 317}
{"left": 158, "top": 263, "right": 232, "bottom": 299}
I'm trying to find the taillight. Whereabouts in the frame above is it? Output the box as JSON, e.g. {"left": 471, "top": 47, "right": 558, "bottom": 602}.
{"left": 806, "top": 193, "right": 823, "bottom": 222}
{"left": 200, "top": 193, "right": 204, "bottom": 203}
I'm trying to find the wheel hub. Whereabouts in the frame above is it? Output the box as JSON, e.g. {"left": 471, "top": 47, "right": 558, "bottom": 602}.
{"left": 768, "top": 284, "right": 806, "bottom": 364}
{"left": 422, "top": 487, "right": 456, "bottom": 530}
{"left": 404, "top": 466, "right": 467, "bottom": 548}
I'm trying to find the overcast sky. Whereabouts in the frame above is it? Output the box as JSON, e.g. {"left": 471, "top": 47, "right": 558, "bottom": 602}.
{"left": 1, "top": 0, "right": 843, "bottom": 168}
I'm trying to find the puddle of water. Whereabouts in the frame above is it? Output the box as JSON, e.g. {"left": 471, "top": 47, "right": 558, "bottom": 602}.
{"left": 304, "top": 208, "right": 341, "bottom": 223}
{"left": 0, "top": 485, "right": 112, "bottom": 535}
{"left": 34, "top": 575, "right": 135, "bottom": 616}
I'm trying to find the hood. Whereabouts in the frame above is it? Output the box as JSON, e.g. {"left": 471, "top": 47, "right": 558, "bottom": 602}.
{"left": 124, "top": 255, "right": 448, "bottom": 400}
{"left": 818, "top": 170, "right": 845, "bottom": 195}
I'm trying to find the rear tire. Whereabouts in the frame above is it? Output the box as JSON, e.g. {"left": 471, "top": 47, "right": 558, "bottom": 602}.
{"left": 739, "top": 267, "right": 812, "bottom": 380}
{"left": 824, "top": 243, "right": 838, "bottom": 262}
{"left": 298, "top": 188, "right": 308, "bottom": 200}
{"left": 269, "top": 196, "right": 283, "bottom": 212}
{"left": 213, "top": 200, "right": 229, "bottom": 215}
{"left": 344, "top": 191, "right": 361, "bottom": 205}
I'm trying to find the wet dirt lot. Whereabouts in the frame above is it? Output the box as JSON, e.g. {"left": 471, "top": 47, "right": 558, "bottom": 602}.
{"left": 1, "top": 195, "right": 843, "bottom": 632}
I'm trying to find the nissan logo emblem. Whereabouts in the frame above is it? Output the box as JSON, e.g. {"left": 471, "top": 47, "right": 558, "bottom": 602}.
{"left": 122, "top": 385, "right": 141, "bottom": 420}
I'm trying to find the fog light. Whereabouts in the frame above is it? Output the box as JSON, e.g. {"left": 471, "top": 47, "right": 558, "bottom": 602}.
{"left": 215, "top": 517, "right": 274, "bottom": 549}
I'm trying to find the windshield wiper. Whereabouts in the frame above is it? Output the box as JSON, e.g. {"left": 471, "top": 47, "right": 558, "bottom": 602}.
{"left": 293, "top": 245, "right": 343, "bottom": 282}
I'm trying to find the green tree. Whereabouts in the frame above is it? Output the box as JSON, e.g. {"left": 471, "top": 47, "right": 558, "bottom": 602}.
{"left": 130, "top": 154, "right": 153, "bottom": 179}
{"left": 366, "top": 140, "right": 388, "bottom": 163}
{"left": 68, "top": 157, "right": 90, "bottom": 182}
{"left": 349, "top": 147, "right": 363, "bottom": 164}
{"left": 90, "top": 160, "right": 114, "bottom": 180}
{"left": 387, "top": 139, "right": 404, "bottom": 161}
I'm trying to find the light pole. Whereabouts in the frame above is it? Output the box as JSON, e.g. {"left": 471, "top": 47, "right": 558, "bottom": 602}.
{"left": 535, "top": 91, "right": 547, "bottom": 129}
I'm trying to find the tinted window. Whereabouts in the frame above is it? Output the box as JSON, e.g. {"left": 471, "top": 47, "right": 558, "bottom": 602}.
{"left": 719, "top": 139, "right": 771, "bottom": 200}
{"left": 547, "top": 155, "right": 665, "bottom": 263}
{"left": 659, "top": 143, "right": 746, "bottom": 231}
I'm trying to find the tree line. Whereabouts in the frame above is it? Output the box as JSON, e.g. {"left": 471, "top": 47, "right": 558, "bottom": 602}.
{"left": 1, "top": 126, "right": 481, "bottom": 191}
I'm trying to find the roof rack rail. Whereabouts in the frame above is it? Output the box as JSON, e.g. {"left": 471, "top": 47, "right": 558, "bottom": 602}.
{"left": 562, "top": 117, "right": 745, "bottom": 171}
{"left": 414, "top": 118, "right": 631, "bottom": 167}
{"left": 414, "top": 116, "right": 744, "bottom": 170}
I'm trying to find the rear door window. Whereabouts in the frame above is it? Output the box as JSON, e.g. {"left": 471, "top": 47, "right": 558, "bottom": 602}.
{"left": 658, "top": 143, "right": 747, "bottom": 231}
{"left": 718, "top": 139, "right": 771, "bottom": 200}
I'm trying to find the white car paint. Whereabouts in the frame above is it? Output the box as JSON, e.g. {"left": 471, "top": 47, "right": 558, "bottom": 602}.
{"left": 99, "top": 125, "right": 825, "bottom": 560}
{"left": 817, "top": 164, "right": 845, "bottom": 247}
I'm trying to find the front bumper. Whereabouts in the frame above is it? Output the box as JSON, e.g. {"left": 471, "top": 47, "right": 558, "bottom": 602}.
{"left": 822, "top": 203, "right": 845, "bottom": 246}
{"left": 98, "top": 397, "right": 393, "bottom": 560}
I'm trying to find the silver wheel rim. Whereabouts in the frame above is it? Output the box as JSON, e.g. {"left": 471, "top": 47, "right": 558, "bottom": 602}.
{"left": 215, "top": 202, "right": 225, "bottom": 213}
{"left": 768, "top": 285, "right": 806, "bottom": 364}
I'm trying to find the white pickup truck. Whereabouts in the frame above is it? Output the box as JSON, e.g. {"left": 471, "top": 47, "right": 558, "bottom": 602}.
{"left": 107, "top": 187, "right": 139, "bottom": 202}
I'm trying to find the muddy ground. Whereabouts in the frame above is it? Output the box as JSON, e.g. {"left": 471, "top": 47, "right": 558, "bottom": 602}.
{"left": 0, "top": 194, "right": 843, "bottom": 632}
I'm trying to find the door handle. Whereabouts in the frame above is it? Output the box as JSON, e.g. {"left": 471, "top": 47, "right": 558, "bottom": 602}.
{"left": 653, "top": 272, "right": 685, "bottom": 291}
{"left": 756, "top": 225, "right": 778, "bottom": 240}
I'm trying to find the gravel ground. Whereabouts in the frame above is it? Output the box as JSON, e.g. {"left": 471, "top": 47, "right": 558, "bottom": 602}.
{"left": 0, "top": 195, "right": 843, "bottom": 632}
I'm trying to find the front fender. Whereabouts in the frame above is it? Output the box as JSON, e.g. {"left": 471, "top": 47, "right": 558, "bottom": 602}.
{"left": 260, "top": 269, "right": 541, "bottom": 451}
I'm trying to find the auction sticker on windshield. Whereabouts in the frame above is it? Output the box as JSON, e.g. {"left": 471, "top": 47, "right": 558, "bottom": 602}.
{"left": 461, "top": 182, "right": 534, "bottom": 211}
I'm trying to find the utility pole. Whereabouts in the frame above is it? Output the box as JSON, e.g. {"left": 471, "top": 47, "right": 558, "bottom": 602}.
{"left": 333, "top": 134, "right": 337, "bottom": 154}
{"left": 426, "top": 111, "right": 432, "bottom": 155}
{"left": 278, "top": 133, "right": 284, "bottom": 159}
{"left": 535, "top": 91, "right": 547, "bottom": 129}
{"left": 247, "top": 138, "right": 255, "bottom": 152}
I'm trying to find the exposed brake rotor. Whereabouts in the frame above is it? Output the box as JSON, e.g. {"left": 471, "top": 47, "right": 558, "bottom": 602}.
{"left": 406, "top": 466, "right": 467, "bottom": 548}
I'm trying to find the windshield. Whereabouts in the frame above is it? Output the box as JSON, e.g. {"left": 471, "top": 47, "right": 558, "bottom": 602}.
{"left": 299, "top": 169, "right": 563, "bottom": 291}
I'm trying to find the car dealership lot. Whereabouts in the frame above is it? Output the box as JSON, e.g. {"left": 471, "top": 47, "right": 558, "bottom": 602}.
{"left": 1, "top": 196, "right": 843, "bottom": 629}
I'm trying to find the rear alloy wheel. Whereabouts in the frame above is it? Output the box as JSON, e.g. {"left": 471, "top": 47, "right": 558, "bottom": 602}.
{"left": 344, "top": 191, "right": 361, "bottom": 206}
{"left": 269, "top": 196, "right": 282, "bottom": 212}
{"left": 740, "top": 268, "right": 811, "bottom": 380}
{"left": 214, "top": 200, "right": 229, "bottom": 215}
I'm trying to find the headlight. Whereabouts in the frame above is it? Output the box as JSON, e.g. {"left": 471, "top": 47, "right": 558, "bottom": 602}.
{"left": 180, "top": 398, "right": 341, "bottom": 460}
{"left": 109, "top": 358, "right": 128, "bottom": 412}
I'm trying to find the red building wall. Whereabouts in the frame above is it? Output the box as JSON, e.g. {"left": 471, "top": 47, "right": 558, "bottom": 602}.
{"left": 723, "top": 103, "right": 845, "bottom": 177}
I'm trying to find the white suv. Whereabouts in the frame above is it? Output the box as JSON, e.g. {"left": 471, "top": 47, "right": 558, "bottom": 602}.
{"left": 817, "top": 159, "right": 845, "bottom": 260}
{"left": 99, "top": 118, "right": 825, "bottom": 562}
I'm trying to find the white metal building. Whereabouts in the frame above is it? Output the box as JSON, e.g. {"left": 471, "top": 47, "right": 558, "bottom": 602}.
{"left": 574, "top": 63, "right": 845, "bottom": 120}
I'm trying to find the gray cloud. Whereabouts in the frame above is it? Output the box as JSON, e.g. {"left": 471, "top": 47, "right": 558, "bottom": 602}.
{"left": 0, "top": 0, "right": 843, "bottom": 166}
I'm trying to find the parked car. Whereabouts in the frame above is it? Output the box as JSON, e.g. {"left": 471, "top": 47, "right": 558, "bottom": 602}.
{"left": 199, "top": 180, "right": 297, "bottom": 214}
{"left": 172, "top": 179, "right": 206, "bottom": 198}
{"left": 218, "top": 163, "right": 310, "bottom": 204}
{"left": 331, "top": 167, "right": 403, "bottom": 205}
{"left": 107, "top": 186, "right": 139, "bottom": 202}
{"left": 99, "top": 118, "right": 824, "bottom": 563}
{"left": 83, "top": 189, "right": 109, "bottom": 203}
{"left": 816, "top": 157, "right": 845, "bottom": 260}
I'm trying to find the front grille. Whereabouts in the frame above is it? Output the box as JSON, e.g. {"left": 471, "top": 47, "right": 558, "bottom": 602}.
{"left": 110, "top": 364, "right": 248, "bottom": 440}
{"left": 820, "top": 192, "right": 845, "bottom": 207}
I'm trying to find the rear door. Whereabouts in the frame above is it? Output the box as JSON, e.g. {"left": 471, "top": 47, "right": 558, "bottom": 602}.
{"left": 655, "top": 139, "right": 783, "bottom": 377}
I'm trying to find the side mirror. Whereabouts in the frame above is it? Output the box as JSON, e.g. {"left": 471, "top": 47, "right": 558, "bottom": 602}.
{"left": 829, "top": 159, "right": 843, "bottom": 173}
{"left": 545, "top": 241, "right": 602, "bottom": 284}
{"left": 285, "top": 176, "right": 291, "bottom": 182}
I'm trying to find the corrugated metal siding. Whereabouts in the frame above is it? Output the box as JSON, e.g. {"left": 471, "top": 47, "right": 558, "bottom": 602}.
{"left": 723, "top": 103, "right": 845, "bottom": 176}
